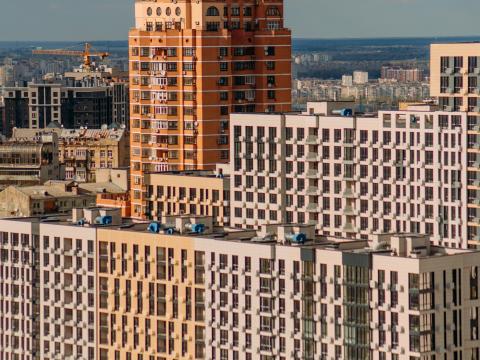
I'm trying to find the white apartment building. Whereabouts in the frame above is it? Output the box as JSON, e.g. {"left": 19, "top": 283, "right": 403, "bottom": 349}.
{"left": 196, "top": 228, "right": 480, "bottom": 360}
{"left": 0, "top": 219, "right": 38, "bottom": 360}
{"left": 342, "top": 75, "right": 353, "bottom": 87}
{"left": 0, "top": 215, "right": 99, "bottom": 360}
{"left": 38, "top": 222, "right": 97, "bottom": 359}
{"left": 2, "top": 212, "right": 480, "bottom": 359}
{"left": 353, "top": 71, "right": 369, "bottom": 85}
{"left": 230, "top": 102, "right": 472, "bottom": 248}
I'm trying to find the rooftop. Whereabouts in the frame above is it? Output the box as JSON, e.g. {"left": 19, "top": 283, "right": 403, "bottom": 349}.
{"left": 5, "top": 211, "right": 476, "bottom": 259}
{"left": 12, "top": 127, "right": 126, "bottom": 142}
{"left": 147, "top": 170, "right": 228, "bottom": 179}
{"left": 4, "top": 181, "right": 126, "bottom": 199}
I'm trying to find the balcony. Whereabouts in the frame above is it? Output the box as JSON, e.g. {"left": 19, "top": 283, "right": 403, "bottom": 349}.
{"left": 305, "top": 135, "right": 318, "bottom": 145}
{"left": 342, "top": 188, "right": 356, "bottom": 199}
{"left": 306, "top": 170, "right": 319, "bottom": 178}
{"left": 342, "top": 223, "right": 357, "bottom": 233}
{"left": 343, "top": 206, "right": 358, "bottom": 216}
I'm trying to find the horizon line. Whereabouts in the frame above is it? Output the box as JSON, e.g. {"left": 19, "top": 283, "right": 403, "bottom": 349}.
{"left": 1, "top": 35, "right": 480, "bottom": 43}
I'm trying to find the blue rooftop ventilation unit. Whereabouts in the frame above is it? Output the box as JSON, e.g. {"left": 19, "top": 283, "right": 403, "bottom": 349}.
{"left": 95, "top": 216, "right": 113, "bottom": 225}
{"left": 163, "top": 227, "right": 175, "bottom": 235}
{"left": 147, "top": 222, "right": 162, "bottom": 233}
{"left": 286, "top": 232, "right": 307, "bottom": 245}
{"left": 332, "top": 108, "right": 353, "bottom": 117}
{"left": 76, "top": 219, "right": 86, "bottom": 226}
{"left": 185, "top": 223, "right": 205, "bottom": 234}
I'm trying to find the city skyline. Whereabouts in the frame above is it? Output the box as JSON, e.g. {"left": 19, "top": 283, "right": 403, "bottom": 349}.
{"left": 1, "top": 0, "right": 480, "bottom": 41}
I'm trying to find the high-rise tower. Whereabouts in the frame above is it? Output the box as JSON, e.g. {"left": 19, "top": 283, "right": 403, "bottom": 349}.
{"left": 129, "top": 0, "right": 292, "bottom": 218}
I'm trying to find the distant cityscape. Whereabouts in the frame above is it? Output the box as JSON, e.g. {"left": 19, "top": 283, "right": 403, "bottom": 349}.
{"left": 2, "top": 37, "right": 479, "bottom": 114}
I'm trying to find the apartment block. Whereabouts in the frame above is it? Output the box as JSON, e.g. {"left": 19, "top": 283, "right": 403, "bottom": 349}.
{"left": 430, "top": 43, "right": 480, "bottom": 111}
{"left": 37, "top": 221, "right": 98, "bottom": 359}
{"left": 430, "top": 43, "right": 480, "bottom": 248}
{"left": 142, "top": 168, "right": 230, "bottom": 226}
{"left": 381, "top": 66, "right": 424, "bottom": 83}
{"left": 2, "top": 213, "right": 480, "bottom": 359}
{"left": 0, "top": 219, "right": 38, "bottom": 360}
{"left": 13, "top": 127, "right": 130, "bottom": 183}
{"left": 96, "top": 219, "right": 206, "bottom": 360}
{"left": 0, "top": 211, "right": 103, "bottom": 360}
{"left": 0, "top": 132, "right": 61, "bottom": 189}
{"left": 2, "top": 77, "right": 129, "bottom": 136}
{"left": 229, "top": 103, "right": 474, "bottom": 247}
{"left": 129, "top": 0, "right": 292, "bottom": 218}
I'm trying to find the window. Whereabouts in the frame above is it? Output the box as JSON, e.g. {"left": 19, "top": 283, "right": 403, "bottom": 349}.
{"left": 266, "top": 6, "right": 281, "bottom": 16}
{"left": 206, "top": 6, "right": 220, "bottom": 16}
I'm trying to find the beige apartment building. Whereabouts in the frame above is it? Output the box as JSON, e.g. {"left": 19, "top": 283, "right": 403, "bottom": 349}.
{"left": 0, "top": 208, "right": 123, "bottom": 360}
{"left": 230, "top": 102, "right": 474, "bottom": 248}
{"left": 143, "top": 167, "right": 230, "bottom": 226}
{"left": 2, "top": 212, "right": 480, "bottom": 359}
{"left": 13, "top": 127, "right": 129, "bottom": 183}
{"left": 430, "top": 43, "right": 480, "bottom": 249}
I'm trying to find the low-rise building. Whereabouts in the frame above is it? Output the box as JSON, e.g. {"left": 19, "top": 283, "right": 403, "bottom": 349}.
{"left": 0, "top": 132, "right": 60, "bottom": 189}
{"left": 141, "top": 167, "right": 230, "bottom": 226}
{"left": 13, "top": 127, "right": 129, "bottom": 183}
{"left": 0, "top": 178, "right": 128, "bottom": 218}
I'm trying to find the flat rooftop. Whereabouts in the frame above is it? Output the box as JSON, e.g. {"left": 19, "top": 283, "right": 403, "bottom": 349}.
{"left": 3, "top": 215, "right": 476, "bottom": 259}
{"left": 147, "top": 170, "right": 228, "bottom": 179}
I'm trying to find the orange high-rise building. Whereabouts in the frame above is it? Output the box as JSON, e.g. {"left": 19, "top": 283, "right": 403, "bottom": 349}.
{"left": 129, "top": 0, "right": 292, "bottom": 218}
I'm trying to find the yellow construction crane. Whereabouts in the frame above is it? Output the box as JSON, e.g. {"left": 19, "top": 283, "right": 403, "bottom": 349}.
{"left": 32, "top": 43, "right": 109, "bottom": 70}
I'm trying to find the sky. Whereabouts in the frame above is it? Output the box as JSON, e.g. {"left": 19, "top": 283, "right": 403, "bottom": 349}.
{"left": 0, "top": 0, "right": 480, "bottom": 41}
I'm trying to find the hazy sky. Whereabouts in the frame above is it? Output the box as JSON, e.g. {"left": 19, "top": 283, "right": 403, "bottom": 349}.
{"left": 1, "top": 0, "right": 480, "bottom": 41}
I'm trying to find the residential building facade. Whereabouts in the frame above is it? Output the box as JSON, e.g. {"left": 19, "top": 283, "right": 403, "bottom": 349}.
{"left": 230, "top": 103, "right": 473, "bottom": 248}
{"left": 381, "top": 66, "right": 424, "bottom": 83}
{"left": 430, "top": 43, "right": 480, "bottom": 248}
{"left": 2, "top": 213, "right": 480, "bottom": 359}
{"left": 0, "top": 133, "right": 60, "bottom": 189}
{"left": 129, "top": 0, "right": 292, "bottom": 218}
{"left": 13, "top": 127, "right": 130, "bottom": 183}
{"left": 2, "top": 78, "right": 129, "bottom": 136}
{"left": 142, "top": 168, "right": 230, "bottom": 226}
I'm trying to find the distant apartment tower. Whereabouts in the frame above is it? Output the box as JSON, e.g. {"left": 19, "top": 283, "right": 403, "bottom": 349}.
{"left": 129, "top": 0, "right": 292, "bottom": 218}
{"left": 353, "top": 71, "right": 368, "bottom": 84}
{"left": 230, "top": 102, "right": 475, "bottom": 248}
{"left": 341, "top": 75, "right": 353, "bottom": 87}
{"left": 2, "top": 78, "right": 129, "bottom": 136}
{"left": 381, "top": 66, "right": 424, "bottom": 82}
{"left": 0, "top": 97, "right": 5, "bottom": 135}
{"left": 0, "top": 59, "right": 15, "bottom": 87}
